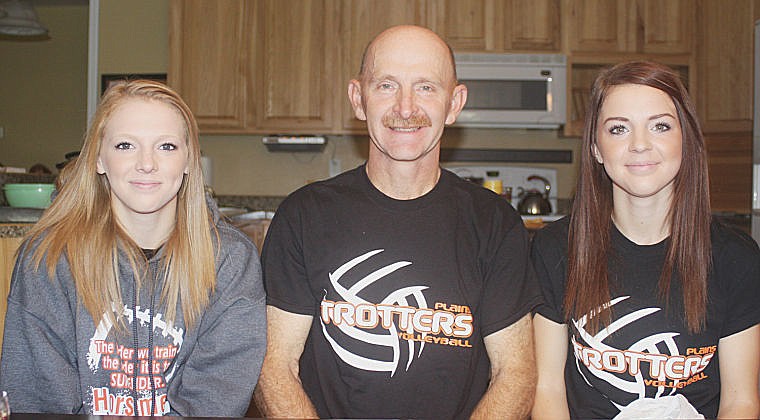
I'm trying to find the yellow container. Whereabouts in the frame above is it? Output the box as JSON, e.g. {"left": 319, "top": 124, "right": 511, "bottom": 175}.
{"left": 482, "top": 179, "right": 503, "bottom": 195}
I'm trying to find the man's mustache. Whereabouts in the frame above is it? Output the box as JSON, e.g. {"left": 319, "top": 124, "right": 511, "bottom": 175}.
{"left": 382, "top": 114, "right": 432, "bottom": 128}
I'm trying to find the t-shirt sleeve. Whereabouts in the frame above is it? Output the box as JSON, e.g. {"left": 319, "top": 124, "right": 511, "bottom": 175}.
{"left": 261, "top": 197, "right": 317, "bottom": 316}
{"left": 479, "top": 213, "right": 543, "bottom": 337}
{"left": 530, "top": 223, "right": 568, "bottom": 324}
{"left": 718, "top": 232, "right": 760, "bottom": 338}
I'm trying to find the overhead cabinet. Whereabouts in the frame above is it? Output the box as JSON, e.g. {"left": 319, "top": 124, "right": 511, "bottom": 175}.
{"left": 169, "top": 0, "right": 338, "bottom": 134}
{"left": 695, "top": 0, "right": 760, "bottom": 133}
{"left": 169, "top": 0, "right": 564, "bottom": 134}
{"left": 338, "top": 0, "right": 429, "bottom": 132}
{"left": 168, "top": 0, "right": 248, "bottom": 131}
{"left": 564, "top": 0, "right": 692, "bottom": 54}
{"left": 427, "top": 0, "right": 561, "bottom": 52}
{"left": 501, "top": 0, "right": 561, "bottom": 51}
{"left": 169, "top": 0, "right": 757, "bottom": 142}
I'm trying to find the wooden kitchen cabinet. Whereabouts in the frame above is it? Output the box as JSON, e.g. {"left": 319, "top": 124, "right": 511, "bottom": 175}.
{"left": 251, "top": 0, "right": 337, "bottom": 133}
{"left": 338, "top": 0, "right": 428, "bottom": 132}
{"left": 560, "top": 0, "right": 693, "bottom": 136}
{"left": 169, "top": 0, "right": 340, "bottom": 134}
{"left": 427, "top": 0, "right": 561, "bottom": 52}
{"left": 705, "top": 133, "right": 753, "bottom": 213}
{"left": 0, "top": 235, "right": 23, "bottom": 352}
{"left": 427, "top": 0, "right": 494, "bottom": 51}
{"left": 564, "top": 0, "right": 692, "bottom": 54}
{"left": 237, "top": 219, "right": 271, "bottom": 253}
{"left": 695, "top": 0, "right": 760, "bottom": 133}
{"left": 564, "top": 0, "right": 626, "bottom": 52}
{"left": 637, "top": 0, "right": 692, "bottom": 54}
{"left": 501, "top": 0, "right": 561, "bottom": 51}
{"left": 564, "top": 56, "right": 692, "bottom": 137}
{"left": 168, "top": 0, "right": 249, "bottom": 131}
{"left": 169, "top": 0, "right": 755, "bottom": 147}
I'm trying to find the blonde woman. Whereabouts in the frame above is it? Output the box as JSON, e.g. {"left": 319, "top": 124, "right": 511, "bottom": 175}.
{"left": 0, "top": 80, "right": 265, "bottom": 416}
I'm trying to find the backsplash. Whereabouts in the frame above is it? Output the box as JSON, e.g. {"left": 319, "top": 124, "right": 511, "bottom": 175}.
{"left": 215, "top": 195, "right": 284, "bottom": 212}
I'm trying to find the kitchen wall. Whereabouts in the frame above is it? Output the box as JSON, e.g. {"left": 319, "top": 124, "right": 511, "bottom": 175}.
{"left": 191, "top": 129, "right": 579, "bottom": 200}
{"left": 0, "top": 2, "right": 88, "bottom": 173}
{"left": 1, "top": 1, "right": 580, "bottom": 200}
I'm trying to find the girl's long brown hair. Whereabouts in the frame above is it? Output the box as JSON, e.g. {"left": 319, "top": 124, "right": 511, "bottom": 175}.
{"left": 24, "top": 80, "right": 217, "bottom": 329}
{"left": 566, "top": 61, "right": 711, "bottom": 333}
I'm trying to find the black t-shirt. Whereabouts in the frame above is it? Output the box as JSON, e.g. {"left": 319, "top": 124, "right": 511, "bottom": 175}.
{"left": 262, "top": 165, "right": 542, "bottom": 419}
{"left": 533, "top": 217, "right": 760, "bottom": 419}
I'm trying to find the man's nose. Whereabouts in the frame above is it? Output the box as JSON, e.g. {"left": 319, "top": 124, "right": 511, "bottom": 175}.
{"left": 394, "top": 88, "right": 418, "bottom": 118}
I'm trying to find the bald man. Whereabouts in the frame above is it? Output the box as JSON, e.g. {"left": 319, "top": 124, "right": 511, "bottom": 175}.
{"left": 254, "top": 25, "right": 540, "bottom": 419}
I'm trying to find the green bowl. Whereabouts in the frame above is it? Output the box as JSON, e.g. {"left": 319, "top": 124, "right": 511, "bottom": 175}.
{"left": 3, "top": 183, "right": 55, "bottom": 208}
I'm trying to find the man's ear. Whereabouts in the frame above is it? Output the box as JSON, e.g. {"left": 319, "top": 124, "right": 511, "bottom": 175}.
{"left": 445, "top": 84, "right": 468, "bottom": 125}
{"left": 592, "top": 144, "right": 603, "bottom": 164}
{"left": 348, "top": 79, "right": 367, "bottom": 121}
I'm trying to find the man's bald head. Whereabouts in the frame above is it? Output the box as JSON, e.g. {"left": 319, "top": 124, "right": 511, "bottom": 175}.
{"left": 358, "top": 25, "right": 458, "bottom": 86}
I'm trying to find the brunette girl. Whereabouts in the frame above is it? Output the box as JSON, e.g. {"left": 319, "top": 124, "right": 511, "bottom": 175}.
{"left": 532, "top": 61, "right": 760, "bottom": 419}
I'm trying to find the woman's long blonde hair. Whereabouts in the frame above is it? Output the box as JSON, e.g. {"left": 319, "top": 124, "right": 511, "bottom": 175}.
{"left": 25, "top": 79, "right": 217, "bottom": 328}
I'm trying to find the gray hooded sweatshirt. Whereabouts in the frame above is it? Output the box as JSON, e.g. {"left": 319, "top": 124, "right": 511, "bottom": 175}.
{"left": 0, "top": 199, "right": 266, "bottom": 416}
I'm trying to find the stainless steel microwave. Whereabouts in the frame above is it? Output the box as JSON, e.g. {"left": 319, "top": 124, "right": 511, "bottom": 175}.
{"left": 453, "top": 53, "right": 567, "bottom": 129}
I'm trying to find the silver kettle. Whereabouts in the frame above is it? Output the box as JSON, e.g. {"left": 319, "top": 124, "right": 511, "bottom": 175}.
{"left": 517, "top": 175, "right": 552, "bottom": 215}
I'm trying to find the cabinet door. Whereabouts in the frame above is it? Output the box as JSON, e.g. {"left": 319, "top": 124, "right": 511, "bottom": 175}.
{"left": 696, "top": 0, "right": 760, "bottom": 133}
{"left": 566, "top": 0, "right": 690, "bottom": 54}
{"left": 502, "top": 0, "right": 561, "bottom": 51}
{"left": 705, "top": 133, "right": 753, "bottom": 213}
{"left": 565, "top": 0, "right": 629, "bottom": 52}
{"left": 427, "top": 0, "right": 494, "bottom": 51}
{"left": 338, "top": 0, "right": 428, "bottom": 132}
{"left": 251, "top": 0, "right": 337, "bottom": 133}
{"left": 168, "top": 0, "right": 248, "bottom": 131}
{"left": 0, "top": 236, "right": 23, "bottom": 352}
{"left": 638, "top": 0, "right": 692, "bottom": 54}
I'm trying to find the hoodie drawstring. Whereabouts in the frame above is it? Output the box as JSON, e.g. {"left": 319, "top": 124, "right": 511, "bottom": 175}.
{"left": 131, "top": 277, "right": 139, "bottom": 415}
{"left": 148, "top": 275, "right": 157, "bottom": 416}
{"left": 131, "top": 254, "right": 159, "bottom": 416}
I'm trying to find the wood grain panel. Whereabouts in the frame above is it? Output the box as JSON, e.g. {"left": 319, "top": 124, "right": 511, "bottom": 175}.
{"left": 338, "top": 0, "right": 428, "bottom": 132}
{"left": 503, "top": 0, "right": 561, "bottom": 51}
{"left": 705, "top": 133, "right": 753, "bottom": 213}
{"left": 428, "top": 0, "right": 492, "bottom": 51}
{"left": 254, "top": 0, "right": 335, "bottom": 132}
{"left": 0, "top": 236, "right": 23, "bottom": 352}
{"left": 168, "top": 0, "right": 248, "bottom": 131}
{"left": 566, "top": 0, "right": 627, "bottom": 52}
{"left": 695, "top": 0, "right": 759, "bottom": 132}
{"left": 640, "top": 0, "right": 692, "bottom": 54}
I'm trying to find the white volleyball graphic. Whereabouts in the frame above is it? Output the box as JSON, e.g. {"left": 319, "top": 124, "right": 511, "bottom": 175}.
{"left": 321, "top": 249, "right": 429, "bottom": 376}
{"left": 572, "top": 296, "right": 681, "bottom": 409}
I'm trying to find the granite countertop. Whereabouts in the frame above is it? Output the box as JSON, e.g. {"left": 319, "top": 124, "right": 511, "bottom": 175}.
{"left": 3, "top": 194, "right": 753, "bottom": 239}
{"left": 0, "top": 223, "right": 33, "bottom": 238}
{"left": 0, "top": 195, "right": 287, "bottom": 238}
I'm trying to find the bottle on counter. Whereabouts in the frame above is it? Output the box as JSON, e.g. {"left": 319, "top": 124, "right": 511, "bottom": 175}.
{"left": 503, "top": 186, "right": 513, "bottom": 204}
